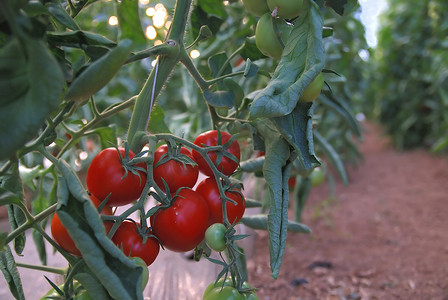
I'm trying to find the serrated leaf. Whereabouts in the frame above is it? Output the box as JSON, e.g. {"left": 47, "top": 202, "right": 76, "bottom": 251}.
{"left": 325, "top": 0, "right": 359, "bottom": 16}
{"left": 47, "top": 31, "right": 116, "bottom": 49}
{"left": 313, "top": 131, "right": 348, "bottom": 185}
{"left": 203, "top": 90, "right": 235, "bottom": 108}
{"left": 116, "top": 0, "right": 146, "bottom": 48}
{"left": 273, "top": 102, "right": 320, "bottom": 173}
{"left": 55, "top": 159, "right": 144, "bottom": 300}
{"left": 0, "top": 36, "right": 64, "bottom": 160}
{"left": 88, "top": 126, "right": 117, "bottom": 149}
{"left": 0, "top": 245, "right": 25, "bottom": 300}
{"left": 241, "top": 214, "right": 311, "bottom": 234}
{"left": 240, "top": 36, "right": 265, "bottom": 61}
{"left": 1, "top": 162, "right": 27, "bottom": 255}
{"left": 249, "top": 0, "right": 324, "bottom": 119}
{"left": 243, "top": 59, "right": 259, "bottom": 78}
{"left": 148, "top": 105, "right": 171, "bottom": 134}
{"left": 45, "top": 2, "right": 79, "bottom": 30}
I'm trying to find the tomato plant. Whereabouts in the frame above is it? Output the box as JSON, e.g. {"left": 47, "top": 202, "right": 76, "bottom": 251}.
{"left": 196, "top": 178, "right": 246, "bottom": 225}
{"left": 0, "top": 0, "right": 362, "bottom": 298}
{"left": 86, "top": 147, "right": 147, "bottom": 207}
{"left": 153, "top": 144, "right": 198, "bottom": 193}
{"left": 192, "top": 130, "right": 241, "bottom": 177}
{"left": 111, "top": 220, "right": 160, "bottom": 266}
{"left": 51, "top": 195, "right": 113, "bottom": 257}
{"left": 150, "top": 188, "right": 210, "bottom": 252}
{"left": 205, "top": 223, "right": 227, "bottom": 252}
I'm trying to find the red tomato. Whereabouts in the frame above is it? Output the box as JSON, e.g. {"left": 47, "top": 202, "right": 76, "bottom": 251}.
{"left": 195, "top": 178, "right": 246, "bottom": 225}
{"left": 111, "top": 220, "right": 160, "bottom": 266}
{"left": 51, "top": 195, "right": 113, "bottom": 257}
{"left": 150, "top": 189, "right": 210, "bottom": 252}
{"left": 192, "top": 130, "right": 240, "bottom": 177}
{"left": 86, "top": 147, "right": 147, "bottom": 207}
{"left": 153, "top": 144, "right": 199, "bottom": 193}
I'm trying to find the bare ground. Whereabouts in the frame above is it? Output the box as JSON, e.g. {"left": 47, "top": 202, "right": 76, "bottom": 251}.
{"left": 247, "top": 122, "right": 448, "bottom": 300}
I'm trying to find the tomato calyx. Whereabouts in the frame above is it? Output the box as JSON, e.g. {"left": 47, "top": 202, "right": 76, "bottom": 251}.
{"left": 153, "top": 142, "right": 197, "bottom": 169}
{"left": 113, "top": 144, "right": 147, "bottom": 185}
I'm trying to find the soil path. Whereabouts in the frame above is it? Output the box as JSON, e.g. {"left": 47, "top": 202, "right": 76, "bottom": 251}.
{"left": 247, "top": 122, "right": 448, "bottom": 300}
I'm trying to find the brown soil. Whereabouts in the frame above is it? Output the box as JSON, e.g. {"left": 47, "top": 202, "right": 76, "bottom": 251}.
{"left": 247, "top": 122, "right": 448, "bottom": 300}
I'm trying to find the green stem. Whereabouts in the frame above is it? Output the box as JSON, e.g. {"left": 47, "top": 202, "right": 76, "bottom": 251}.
{"left": 125, "top": 44, "right": 175, "bottom": 64}
{"left": 16, "top": 262, "right": 66, "bottom": 275}
{"left": 5, "top": 204, "right": 57, "bottom": 244}
{"left": 127, "top": 0, "right": 193, "bottom": 153}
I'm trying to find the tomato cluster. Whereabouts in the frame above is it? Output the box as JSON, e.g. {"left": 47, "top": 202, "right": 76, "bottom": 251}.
{"left": 51, "top": 130, "right": 245, "bottom": 272}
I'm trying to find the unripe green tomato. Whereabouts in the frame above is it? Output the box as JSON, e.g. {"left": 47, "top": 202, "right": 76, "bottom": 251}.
{"left": 242, "top": 0, "right": 270, "bottom": 16}
{"left": 255, "top": 13, "right": 292, "bottom": 59}
{"left": 311, "top": 167, "right": 325, "bottom": 187}
{"left": 74, "top": 290, "right": 94, "bottom": 300}
{"left": 204, "top": 286, "right": 245, "bottom": 300}
{"left": 267, "top": 0, "right": 303, "bottom": 19}
{"left": 205, "top": 223, "right": 227, "bottom": 252}
{"left": 131, "top": 256, "right": 150, "bottom": 291}
{"left": 301, "top": 73, "right": 324, "bottom": 102}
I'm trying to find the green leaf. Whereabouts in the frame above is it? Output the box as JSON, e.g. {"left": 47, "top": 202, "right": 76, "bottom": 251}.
{"left": 190, "top": 1, "right": 225, "bottom": 37}
{"left": 320, "top": 93, "right": 362, "bottom": 138}
{"left": 0, "top": 245, "right": 25, "bottom": 300}
{"left": 293, "top": 176, "right": 312, "bottom": 222}
{"left": 243, "top": 59, "right": 259, "bottom": 78}
{"left": 88, "top": 126, "right": 117, "bottom": 149}
{"left": 244, "top": 198, "right": 262, "bottom": 208}
{"left": 0, "top": 36, "right": 64, "bottom": 160}
{"left": 239, "top": 157, "right": 264, "bottom": 173}
{"left": 115, "top": 0, "right": 146, "bottom": 48}
{"left": 148, "top": 105, "right": 171, "bottom": 134}
{"left": 74, "top": 272, "right": 109, "bottom": 300}
{"left": 223, "top": 78, "right": 244, "bottom": 107}
{"left": 325, "top": 0, "right": 359, "bottom": 16}
{"left": 203, "top": 90, "right": 235, "bottom": 108}
{"left": 1, "top": 162, "right": 27, "bottom": 255}
{"left": 65, "top": 39, "right": 133, "bottom": 102}
{"left": 252, "top": 118, "right": 294, "bottom": 279}
{"left": 45, "top": 2, "right": 79, "bottom": 30}
{"left": 249, "top": 0, "right": 324, "bottom": 119}
{"left": 32, "top": 230, "right": 47, "bottom": 265}
{"left": 273, "top": 102, "right": 320, "bottom": 173}
{"left": 313, "top": 131, "right": 348, "bottom": 185}
{"left": 240, "top": 214, "right": 311, "bottom": 234}
{"left": 240, "top": 36, "right": 265, "bottom": 61}
{"left": 209, "top": 52, "right": 232, "bottom": 79}
{"left": 47, "top": 31, "right": 116, "bottom": 49}
{"left": 55, "top": 159, "right": 144, "bottom": 300}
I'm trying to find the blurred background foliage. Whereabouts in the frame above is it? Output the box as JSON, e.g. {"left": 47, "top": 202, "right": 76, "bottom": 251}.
{"left": 367, "top": 0, "right": 448, "bottom": 151}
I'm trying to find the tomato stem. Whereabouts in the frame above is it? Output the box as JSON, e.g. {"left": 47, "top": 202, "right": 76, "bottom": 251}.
{"left": 16, "top": 262, "right": 67, "bottom": 275}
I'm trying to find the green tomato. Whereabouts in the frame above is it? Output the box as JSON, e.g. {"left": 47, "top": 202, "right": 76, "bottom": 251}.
{"left": 205, "top": 223, "right": 227, "bottom": 252}
{"left": 131, "top": 256, "right": 150, "bottom": 291}
{"left": 255, "top": 13, "right": 292, "bottom": 59}
{"left": 301, "top": 73, "right": 324, "bottom": 102}
{"left": 203, "top": 286, "right": 245, "bottom": 300}
{"left": 311, "top": 167, "right": 325, "bottom": 187}
{"left": 267, "top": 0, "right": 303, "bottom": 19}
{"left": 242, "top": 0, "right": 270, "bottom": 16}
{"left": 203, "top": 278, "right": 258, "bottom": 299}
{"left": 74, "top": 290, "right": 94, "bottom": 300}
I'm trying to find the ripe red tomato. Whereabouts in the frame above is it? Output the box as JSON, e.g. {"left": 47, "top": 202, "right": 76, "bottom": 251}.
{"left": 51, "top": 195, "right": 113, "bottom": 257}
{"left": 195, "top": 178, "right": 246, "bottom": 225}
{"left": 111, "top": 220, "right": 160, "bottom": 266}
{"left": 150, "top": 189, "right": 210, "bottom": 252}
{"left": 86, "top": 147, "right": 147, "bottom": 207}
{"left": 192, "top": 130, "right": 240, "bottom": 177}
{"left": 153, "top": 144, "right": 199, "bottom": 193}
